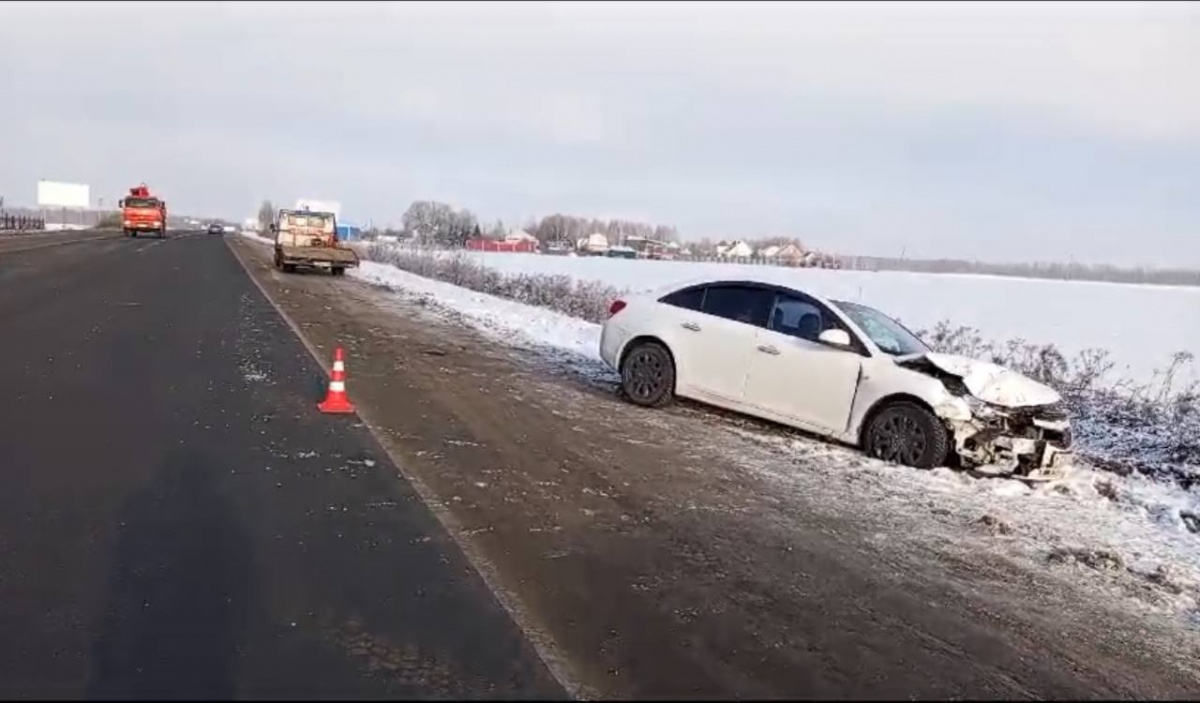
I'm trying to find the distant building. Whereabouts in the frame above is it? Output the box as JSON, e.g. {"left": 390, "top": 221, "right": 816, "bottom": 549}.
{"left": 336, "top": 222, "right": 363, "bottom": 240}
{"left": 722, "top": 240, "right": 754, "bottom": 258}
{"left": 505, "top": 228, "right": 538, "bottom": 243}
{"left": 467, "top": 237, "right": 538, "bottom": 253}
{"left": 776, "top": 243, "right": 805, "bottom": 265}
{"left": 576, "top": 232, "right": 610, "bottom": 255}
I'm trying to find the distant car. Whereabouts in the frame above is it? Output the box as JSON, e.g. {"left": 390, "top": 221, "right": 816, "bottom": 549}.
{"left": 207, "top": 223, "right": 224, "bottom": 235}
{"left": 599, "top": 278, "right": 1072, "bottom": 480}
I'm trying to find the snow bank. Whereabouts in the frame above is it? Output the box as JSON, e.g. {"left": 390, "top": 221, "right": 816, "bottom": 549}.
{"left": 239, "top": 231, "right": 275, "bottom": 246}
{"left": 354, "top": 261, "right": 602, "bottom": 363}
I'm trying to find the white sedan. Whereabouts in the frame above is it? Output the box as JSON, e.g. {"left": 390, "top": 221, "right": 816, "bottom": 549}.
{"left": 599, "top": 278, "right": 1073, "bottom": 480}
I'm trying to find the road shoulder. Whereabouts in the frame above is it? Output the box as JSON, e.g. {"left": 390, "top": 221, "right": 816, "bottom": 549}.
{"left": 227, "top": 234, "right": 1200, "bottom": 699}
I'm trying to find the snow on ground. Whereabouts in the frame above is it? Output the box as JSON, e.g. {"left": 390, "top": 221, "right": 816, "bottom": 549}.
{"left": 458, "top": 251, "right": 1200, "bottom": 389}
{"left": 240, "top": 231, "right": 274, "bottom": 245}
{"left": 353, "top": 260, "right": 603, "bottom": 375}
{"left": 349, "top": 258, "right": 1200, "bottom": 627}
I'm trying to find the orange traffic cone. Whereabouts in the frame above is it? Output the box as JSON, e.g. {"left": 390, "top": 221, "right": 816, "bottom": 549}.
{"left": 318, "top": 347, "right": 356, "bottom": 414}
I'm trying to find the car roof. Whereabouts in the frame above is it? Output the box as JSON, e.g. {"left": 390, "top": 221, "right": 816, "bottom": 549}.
{"left": 650, "top": 276, "right": 838, "bottom": 306}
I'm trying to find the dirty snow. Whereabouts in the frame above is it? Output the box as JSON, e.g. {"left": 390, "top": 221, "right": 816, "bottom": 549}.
{"left": 348, "top": 256, "right": 1200, "bottom": 627}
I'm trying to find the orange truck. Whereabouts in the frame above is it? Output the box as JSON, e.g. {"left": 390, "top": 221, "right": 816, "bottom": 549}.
{"left": 118, "top": 184, "right": 167, "bottom": 238}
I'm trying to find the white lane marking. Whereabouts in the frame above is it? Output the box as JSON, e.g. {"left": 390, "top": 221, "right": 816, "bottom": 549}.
{"left": 135, "top": 239, "right": 168, "bottom": 253}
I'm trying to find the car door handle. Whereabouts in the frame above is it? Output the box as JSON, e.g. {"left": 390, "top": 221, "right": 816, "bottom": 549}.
{"left": 681, "top": 322, "right": 701, "bottom": 331}
{"left": 757, "top": 345, "right": 780, "bottom": 355}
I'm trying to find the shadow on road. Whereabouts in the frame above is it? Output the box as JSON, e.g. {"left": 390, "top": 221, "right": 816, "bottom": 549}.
{"left": 86, "top": 447, "right": 254, "bottom": 700}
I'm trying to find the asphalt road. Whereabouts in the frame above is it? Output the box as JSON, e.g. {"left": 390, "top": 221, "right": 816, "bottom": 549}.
{"left": 0, "top": 231, "right": 565, "bottom": 699}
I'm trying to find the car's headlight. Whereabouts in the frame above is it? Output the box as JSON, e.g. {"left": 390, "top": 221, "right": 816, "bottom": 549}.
{"left": 964, "top": 395, "right": 1004, "bottom": 420}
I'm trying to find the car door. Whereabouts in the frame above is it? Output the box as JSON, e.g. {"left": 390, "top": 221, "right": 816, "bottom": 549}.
{"left": 743, "top": 291, "right": 864, "bottom": 433}
{"left": 666, "top": 283, "right": 772, "bottom": 404}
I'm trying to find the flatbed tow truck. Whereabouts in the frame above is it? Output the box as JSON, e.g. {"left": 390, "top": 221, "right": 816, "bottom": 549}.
{"left": 269, "top": 206, "right": 359, "bottom": 275}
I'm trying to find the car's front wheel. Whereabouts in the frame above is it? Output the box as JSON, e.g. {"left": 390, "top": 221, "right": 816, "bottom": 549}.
{"left": 862, "top": 401, "right": 949, "bottom": 469}
{"left": 620, "top": 341, "right": 675, "bottom": 408}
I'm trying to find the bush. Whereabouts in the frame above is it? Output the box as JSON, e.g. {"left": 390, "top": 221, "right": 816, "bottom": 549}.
{"left": 365, "top": 243, "right": 622, "bottom": 324}
{"left": 361, "top": 243, "right": 1200, "bottom": 487}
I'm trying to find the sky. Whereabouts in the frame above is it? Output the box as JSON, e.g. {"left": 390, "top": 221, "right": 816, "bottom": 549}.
{"left": 0, "top": 0, "right": 1197, "bottom": 266}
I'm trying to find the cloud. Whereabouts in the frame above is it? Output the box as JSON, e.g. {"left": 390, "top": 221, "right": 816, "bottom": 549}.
{"left": 0, "top": 1, "right": 1197, "bottom": 266}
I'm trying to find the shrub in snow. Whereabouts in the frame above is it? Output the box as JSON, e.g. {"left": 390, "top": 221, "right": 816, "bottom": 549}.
{"left": 362, "top": 242, "right": 1199, "bottom": 489}
{"left": 364, "top": 243, "right": 622, "bottom": 324}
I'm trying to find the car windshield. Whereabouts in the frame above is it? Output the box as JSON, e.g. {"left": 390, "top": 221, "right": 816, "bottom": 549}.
{"left": 281, "top": 212, "right": 333, "bottom": 231}
{"left": 124, "top": 197, "right": 159, "bottom": 209}
{"left": 831, "top": 300, "right": 930, "bottom": 356}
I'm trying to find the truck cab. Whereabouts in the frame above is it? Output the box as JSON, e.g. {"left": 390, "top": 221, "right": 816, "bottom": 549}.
{"left": 119, "top": 184, "right": 167, "bottom": 239}
{"left": 269, "top": 207, "right": 360, "bottom": 275}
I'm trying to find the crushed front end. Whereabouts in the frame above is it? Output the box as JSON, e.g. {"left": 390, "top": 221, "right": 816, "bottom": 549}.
{"left": 943, "top": 399, "right": 1074, "bottom": 481}
{"left": 898, "top": 353, "right": 1075, "bottom": 481}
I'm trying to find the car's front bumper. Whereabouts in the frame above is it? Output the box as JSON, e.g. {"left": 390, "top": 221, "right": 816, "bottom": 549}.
{"left": 945, "top": 406, "right": 1074, "bottom": 480}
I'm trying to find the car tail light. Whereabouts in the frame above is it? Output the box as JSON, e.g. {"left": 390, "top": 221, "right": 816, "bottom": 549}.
{"left": 608, "top": 299, "right": 627, "bottom": 317}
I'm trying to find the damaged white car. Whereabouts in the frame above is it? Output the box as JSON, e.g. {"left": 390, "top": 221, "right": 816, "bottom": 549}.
{"left": 600, "top": 278, "right": 1073, "bottom": 481}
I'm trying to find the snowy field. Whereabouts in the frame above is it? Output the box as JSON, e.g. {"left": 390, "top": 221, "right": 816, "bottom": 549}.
{"left": 345, "top": 257, "right": 1200, "bottom": 629}
{"left": 458, "top": 251, "right": 1200, "bottom": 388}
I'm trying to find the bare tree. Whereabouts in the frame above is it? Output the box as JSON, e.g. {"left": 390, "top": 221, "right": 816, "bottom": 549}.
{"left": 402, "top": 200, "right": 478, "bottom": 248}
{"left": 487, "top": 219, "right": 506, "bottom": 239}
{"left": 256, "top": 200, "right": 275, "bottom": 231}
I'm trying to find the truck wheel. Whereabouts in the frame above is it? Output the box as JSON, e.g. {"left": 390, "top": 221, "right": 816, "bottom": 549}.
{"left": 282, "top": 264, "right": 297, "bottom": 274}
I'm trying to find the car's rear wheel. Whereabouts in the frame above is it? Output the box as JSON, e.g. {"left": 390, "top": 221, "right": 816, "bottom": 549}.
{"left": 862, "top": 401, "right": 949, "bottom": 469}
{"left": 331, "top": 267, "right": 345, "bottom": 277}
{"left": 620, "top": 341, "right": 675, "bottom": 408}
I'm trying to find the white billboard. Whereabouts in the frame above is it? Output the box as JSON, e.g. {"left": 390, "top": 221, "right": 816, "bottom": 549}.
{"left": 37, "top": 180, "right": 90, "bottom": 208}
{"left": 295, "top": 199, "right": 341, "bottom": 217}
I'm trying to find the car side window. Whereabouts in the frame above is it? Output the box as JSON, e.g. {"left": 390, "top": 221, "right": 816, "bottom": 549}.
{"left": 701, "top": 285, "right": 773, "bottom": 327}
{"left": 770, "top": 293, "right": 867, "bottom": 354}
{"left": 769, "top": 294, "right": 826, "bottom": 342}
{"left": 659, "top": 286, "right": 705, "bottom": 312}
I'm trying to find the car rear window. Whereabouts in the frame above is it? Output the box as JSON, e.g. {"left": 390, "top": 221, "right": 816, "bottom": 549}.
{"left": 659, "top": 286, "right": 705, "bottom": 311}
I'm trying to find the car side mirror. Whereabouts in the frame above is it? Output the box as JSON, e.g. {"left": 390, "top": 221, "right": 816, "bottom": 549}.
{"left": 268, "top": 223, "right": 277, "bottom": 233}
{"left": 117, "top": 200, "right": 124, "bottom": 208}
{"left": 817, "top": 328, "right": 852, "bottom": 348}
